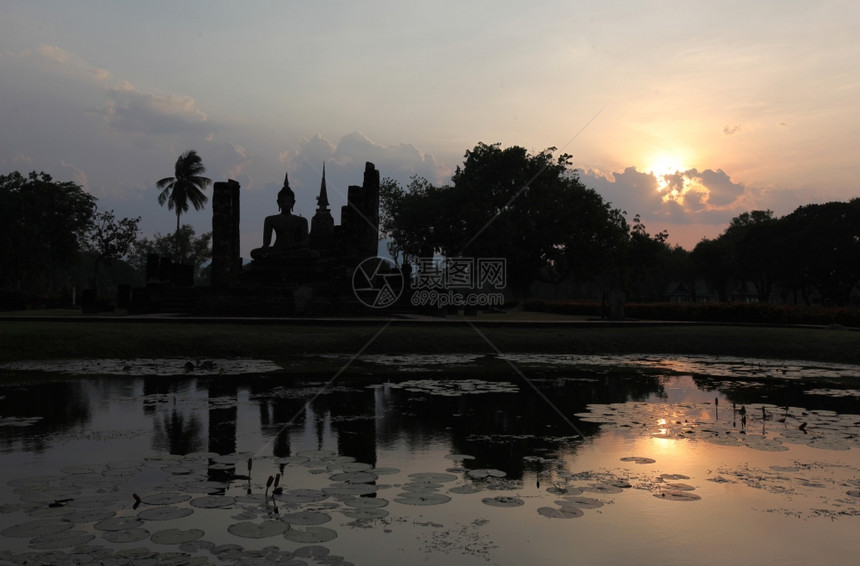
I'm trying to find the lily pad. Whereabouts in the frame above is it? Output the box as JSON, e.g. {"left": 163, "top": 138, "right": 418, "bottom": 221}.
{"left": 227, "top": 520, "right": 291, "bottom": 538}
{"left": 323, "top": 483, "right": 378, "bottom": 497}
{"left": 190, "top": 495, "right": 235, "bottom": 508}
{"left": 620, "top": 456, "right": 656, "bottom": 464}
{"left": 101, "top": 527, "right": 151, "bottom": 543}
{"left": 342, "top": 497, "right": 389, "bottom": 509}
{"left": 371, "top": 467, "right": 401, "bottom": 475}
{"left": 296, "top": 449, "right": 337, "bottom": 459}
{"left": 29, "top": 530, "right": 94, "bottom": 549}
{"left": 2, "top": 519, "right": 74, "bottom": 538}
{"left": 401, "top": 482, "right": 444, "bottom": 493}
{"left": 546, "top": 486, "right": 582, "bottom": 496}
{"left": 294, "top": 545, "right": 331, "bottom": 559}
{"left": 333, "top": 462, "right": 374, "bottom": 473}
{"left": 394, "top": 492, "right": 451, "bottom": 505}
{"left": 468, "top": 469, "right": 506, "bottom": 479}
{"left": 659, "top": 474, "right": 691, "bottom": 481}
{"left": 276, "top": 488, "right": 327, "bottom": 505}
{"left": 61, "top": 465, "right": 104, "bottom": 475}
{"left": 663, "top": 483, "right": 696, "bottom": 491}
{"left": 806, "top": 438, "right": 851, "bottom": 451}
{"left": 283, "top": 526, "right": 338, "bottom": 544}
{"left": 481, "top": 496, "right": 525, "bottom": 507}
{"left": 276, "top": 456, "right": 310, "bottom": 466}
{"left": 654, "top": 490, "right": 702, "bottom": 501}
{"left": 329, "top": 471, "right": 378, "bottom": 483}
{"left": 137, "top": 507, "right": 195, "bottom": 521}
{"left": 559, "top": 496, "right": 603, "bottom": 509}
{"left": 94, "top": 516, "right": 145, "bottom": 531}
{"left": 140, "top": 492, "right": 192, "bottom": 505}
{"left": 282, "top": 511, "right": 332, "bottom": 526}
{"left": 151, "top": 528, "right": 205, "bottom": 544}
{"left": 342, "top": 508, "right": 390, "bottom": 520}
{"left": 408, "top": 472, "right": 458, "bottom": 483}
{"left": 61, "top": 509, "right": 116, "bottom": 523}
{"left": 581, "top": 483, "right": 623, "bottom": 494}
{"left": 537, "top": 506, "right": 583, "bottom": 518}
{"left": 7, "top": 475, "right": 63, "bottom": 488}
{"left": 68, "top": 494, "right": 120, "bottom": 508}
{"left": 449, "top": 484, "right": 483, "bottom": 494}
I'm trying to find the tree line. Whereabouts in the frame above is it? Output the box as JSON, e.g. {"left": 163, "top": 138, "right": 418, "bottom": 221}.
{"left": 0, "top": 150, "right": 212, "bottom": 308}
{"left": 2, "top": 143, "right": 857, "bottom": 309}
{"left": 381, "top": 142, "right": 860, "bottom": 306}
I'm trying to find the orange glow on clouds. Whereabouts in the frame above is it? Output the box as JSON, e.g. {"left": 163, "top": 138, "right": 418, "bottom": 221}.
{"left": 645, "top": 152, "right": 716, "bottom": 208}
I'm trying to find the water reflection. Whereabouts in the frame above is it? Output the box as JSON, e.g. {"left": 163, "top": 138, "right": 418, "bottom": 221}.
{"left": 0, "top": 360, "right": 858, "bottom": 565}
{"left": 0, "top": 381, "right": 90, "bottom": 454}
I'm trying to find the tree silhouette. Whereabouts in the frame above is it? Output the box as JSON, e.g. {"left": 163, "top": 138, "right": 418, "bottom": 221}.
{"left": 83, "top": 209, "right": 140, "bottom": 296}
{"left": 156, "top": 150, "right": 211, "bottom": 262}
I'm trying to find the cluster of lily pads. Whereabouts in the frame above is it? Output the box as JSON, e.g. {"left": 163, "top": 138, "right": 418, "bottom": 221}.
{"left": 0, "top": 358, "right": 283, "bottom": 376}
{"left": 2, "top": 442, "right": 702, "bottom": 565}
{"left": 0, "top": 451, "right": 380, "bottom": 565}
{"left": 374, "top": 379, "right": 519, "bottom": 396}
{"left": 522, "top": 454, "right": 702, "bottom": 519}
{"left": 574, "top": 401, "right": 860, "bottom": 452}
{"left": 497, "top": 353, "right": 860, "bottom": 381}
{"left": 0, "top": 447, "right": 551, "bottom": 565}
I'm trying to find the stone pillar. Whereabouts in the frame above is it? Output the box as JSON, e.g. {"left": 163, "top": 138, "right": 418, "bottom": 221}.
{"left": 212, "top": 179, "right": 241, "bottom": 290}
{"left": 361, "top": 162, "right": 380, "bottom": 259}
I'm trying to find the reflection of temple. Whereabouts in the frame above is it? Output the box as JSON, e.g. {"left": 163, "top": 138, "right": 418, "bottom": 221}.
{"left": 130, "top": 371, "right": 667, "bottom": 485}
{"left": 251, "top": 379, "right": 377, "bottom": 467}
{"left": 208, "top": 162, "right": 380, "bottom": 315}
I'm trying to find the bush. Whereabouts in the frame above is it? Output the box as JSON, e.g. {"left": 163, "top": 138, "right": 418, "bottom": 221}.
{"left": 523, "top": 299, "right": 860, "bottom": 327}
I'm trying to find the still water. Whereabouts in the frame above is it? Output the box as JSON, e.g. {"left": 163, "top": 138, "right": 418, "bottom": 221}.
{"left": 1, "top": 355, "right": 859, "bottom": 565}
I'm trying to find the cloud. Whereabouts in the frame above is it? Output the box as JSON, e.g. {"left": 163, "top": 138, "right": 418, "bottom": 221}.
{"left": 692, "top": 169, "right": 745, "bottom": 208}
{"left": 0, "top": 48, "right": 33, "bottom": 58}
{"left": 59, "top": 161, "right": 89, "bottom": 190}
{"left": 203, "top": 142, "right": 253, "bottom": 188}
{"left": 723, "top": 124, "right": 741, "bottom": 135}
{"left": 39, "top": 44, "right": 69, "bottom": 64}
{"left": 584, "top": 165, "right": 749, "bottom": 221}
{"left": 578, "top": 163, "right": 832, "bottom": 249}
{"left": 88, "top": 68, "right": 110, "bottom": 81}
{"left": 100, "top": 81, "right": 208, "bottom": 135}
{"left": 255, "top": 132, "right": 448, "bottom": 222}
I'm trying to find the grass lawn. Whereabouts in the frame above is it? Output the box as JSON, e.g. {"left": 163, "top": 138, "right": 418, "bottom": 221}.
{"left": 2, "top": 316, "right": 859, "bottom": 368}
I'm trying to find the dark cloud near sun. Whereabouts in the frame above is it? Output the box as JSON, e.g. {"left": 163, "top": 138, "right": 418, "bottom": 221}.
{"left": 692, "top": 168, "right": 745, "bottom": 207}
{"left": 581, "top": 165, "right": 748, "bottom": 230}
{"left": 723, "top": 124, "right": 742, "bottom": 135}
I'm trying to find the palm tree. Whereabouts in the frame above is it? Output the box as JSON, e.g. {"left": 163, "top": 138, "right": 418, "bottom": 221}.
{"left": 156, "top": 150, "right": 212, "bottom": 262}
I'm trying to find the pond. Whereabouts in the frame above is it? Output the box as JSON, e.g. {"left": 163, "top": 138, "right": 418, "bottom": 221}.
{"left": 1, "top": 354, "right": 859, "bottom": 565}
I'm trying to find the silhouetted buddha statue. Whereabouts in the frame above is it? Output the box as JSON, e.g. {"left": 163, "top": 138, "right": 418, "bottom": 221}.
{"left": 250, "top": 174, "right": 320, "bottom": 265}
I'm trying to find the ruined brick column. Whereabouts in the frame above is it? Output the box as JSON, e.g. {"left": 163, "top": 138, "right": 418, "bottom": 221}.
{"left": 211, "top": 179, "right": 240, "bottom": 290}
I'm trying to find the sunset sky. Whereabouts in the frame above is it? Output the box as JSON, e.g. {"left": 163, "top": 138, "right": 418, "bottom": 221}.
{"left": 2, "top": 1, "right": 857, "bottom": 255}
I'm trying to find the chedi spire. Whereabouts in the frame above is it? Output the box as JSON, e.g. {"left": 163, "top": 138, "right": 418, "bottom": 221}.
{"left": 316, "top": 162, "right": 329, "bottom": 211}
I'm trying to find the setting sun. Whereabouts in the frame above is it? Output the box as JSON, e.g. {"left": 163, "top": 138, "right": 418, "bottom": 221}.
{"left": 642, "top": 152, "right": 708, "bottom": 206}
{"left": 647, "top": 153, "right": 690, "bottom": 190}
